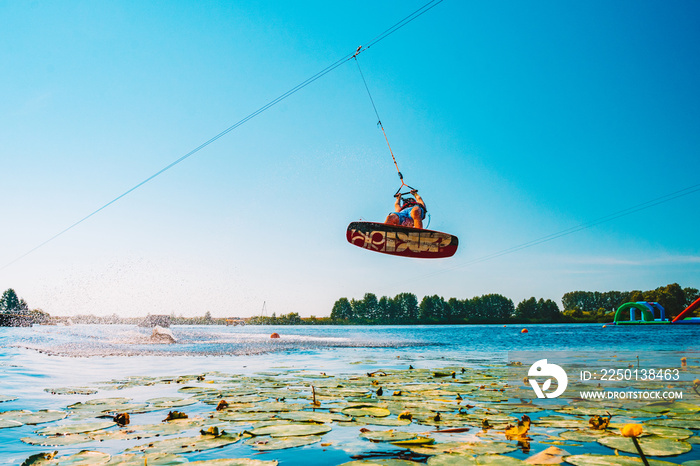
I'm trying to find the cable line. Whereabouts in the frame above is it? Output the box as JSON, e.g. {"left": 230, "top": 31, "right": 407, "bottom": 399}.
{"left": 404, "top": 182, "right": 700, "bottom": 284}
{"left": 1, "top": 0, "right": 444, "bottom": 272}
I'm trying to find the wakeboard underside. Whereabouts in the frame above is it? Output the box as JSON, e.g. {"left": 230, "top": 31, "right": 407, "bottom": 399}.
{"left": 346, "top": 221, "right": 458, "bottom": 259}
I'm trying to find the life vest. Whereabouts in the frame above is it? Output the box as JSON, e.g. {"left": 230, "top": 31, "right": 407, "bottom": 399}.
{"left": 400, "top": 198, "right": 427, "bottom": 220}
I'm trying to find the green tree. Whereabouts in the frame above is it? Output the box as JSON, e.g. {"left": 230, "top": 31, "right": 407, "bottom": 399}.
{"left": 331, "top": 298, "right": 353, "bottom": 322}
{"left": 419, "top": 295, "right": 447, "bottom": 323}
{"left": 0, "top": 289, "right": 22, "bottom": 313}
{"left": 683, "top": 287, "right": 700, "bottom": 307}
{"left": 515, "top": 297, "right": 539, "bottom": 321}
{"left": 393, "top": 293, "right": 419, "bottom": 324}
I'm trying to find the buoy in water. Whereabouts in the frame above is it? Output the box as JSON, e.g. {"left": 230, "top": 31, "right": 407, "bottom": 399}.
{"left": 602, "top": 325, "right": 607, "bottom": 328}
{"left": 270, "top": 333, "right": 280, "bottom": 339}
{"left": 521, "top": 328, "right": 528, "bottom": 334}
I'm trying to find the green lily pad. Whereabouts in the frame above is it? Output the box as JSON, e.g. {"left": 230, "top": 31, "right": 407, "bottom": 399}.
{"left": 360, "top": 430, "right": 418, "bottom": 442}
{"left": 53, "top": 450, "right": 111, "bottom": 465}
{"left": 0, "top": 395, "right": 18, "bottom": 403}
{"left": 0, "top": 409, "right": 67, "bottom": 425}
{"left": 36, "top": 421, "right": 115, "bottom": 435}
{"left": 245, "top": 434, "right": 322, "bottom": 450}
{"left": 427, "top": 454, "right": 477, "bottom": 465}
{"left": 127, "top": 433, "right": 241, "bottom": 455}
{"left": 277, "top": 411, "right": 352, "bottom": 423}
{"left": 246, "top": 423, "right": 331, "bottom": 437}
{"left": 598, "top": 435, "right": 692, "bottom": 456}
{"left": 0, "top": 418, "right": 23, "bottom": 429}
{"left": 45, "top": 387, "right": 98, "bottom": 396}
{"left": 564, "top": 454, "right": 679, "bottom": 465}
{"left": 646, "top": 418, "right": 700, "bottom": 429}
{"left": 558, "top": 429, "right": 612, "bottom": 442}
{"left": 642, "top": 425, "right": 693, "bottom": 439}
{"left": 342, "top": 405, "right": 391, "bottom": 417}
{"left": 186, "top": 460, "right": 279, "bottom": 466}
{"left": 21, "top": 434, "right": 93, "bottom": 446}
{"left": 147, "top": 397, "right": 199, "bottom": 408}
{"left": 408, "top": 441, "right": 518, "bottom": 456}
{"left": 338, "top": 460, "right": 425, "bottom": 466}
{"left": 476, "top": 455, "right": 526, "bottom": 465}
{"left": 103, "top": 453, "right": 188, "bottom": 465}
{"left": 357, "top": 417, "right": 412, "bottom": 427}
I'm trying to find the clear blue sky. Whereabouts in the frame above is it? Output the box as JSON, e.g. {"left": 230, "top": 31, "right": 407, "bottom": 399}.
{"left": 2, "top": 0, "right": 699, "bottom": 317}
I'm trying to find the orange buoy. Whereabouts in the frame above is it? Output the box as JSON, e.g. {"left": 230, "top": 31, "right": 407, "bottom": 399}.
{"left": 270, "top": 333, "right": 280, "bottom": 339}
{"left": 521, "top": 328, "right": 528, "bottom": 334}
{"left": 602, "top": 325, "right": 607, "bottom": 328}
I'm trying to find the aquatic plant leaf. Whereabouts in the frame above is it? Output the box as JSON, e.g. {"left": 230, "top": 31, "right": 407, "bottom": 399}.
{"left": 186, "top": 460, "right": 279, "bottom": 466}
{"left": 103, "top": 453, "right": 188, "bottom": 465}
{"left": 147, "top": 397, "right": 199, "bottom": 408}
{"left": 53, "top": 450, "right": 111, "bottom": 465}
{"left": 21, "top": 451, "right": 58, "bottom": 466}
{"left": 342, "top": 406, "right": 391, "bottom": 418}
{"left": 246, "top": 423, "right": 331, "bottom": 437}
{"left": 45, "top": 387, "right": 98, "bottom": 395}
{"left": 426, "top": 453, "right": 477, "bottom": 465}
{"left": 391, "top": 436, "right": 435, "bottom": 446}
{"left": 0, "top": 418, "right": 23, "bottom": 428}
{"left": 355, "top": 417, "right": 412, "bottom": 427}
{"left": 598, "top": 435, "right": 692, "bottom": 456}
{"left": 0, "top": 409, "right": 67, "bottom": 425}
{"left": 641, "top": 425, "right": 693, "bottom": 439}
{"left": 218, "top": 412, "right": 279, "bottom": 422}
{"left": 564, "top": 454, "right": 678, "bottom": 466}
{"left": 0, "top": 394, "right": 18, "bottom": 403}
{"left": 245, "top": 434, "right": 322, "bottom": 450}
{"left": 127, "top": 433, "right": 241, "bottom": 454}
{"left": 36, "top": 421, "right": 115, "bottom": 435}
{"left": 558, "top": 429, "right": 612, "bottom": 442}
{"left": 360, "top": 430, "right": 418, "bottom": 442}
{"left": 278, "top": 411, "right": 352, "bottom": 423}
{"left": 476, "top": 455, "right": 526, "bottom": 465}
{"left": 338, "top": 460, "right": 425, "bottom": 465}
{"left": 646, "top": 418, "right": 700, "bottom": 429}
{"left": 21, "top": 434, "right": 92, "bottom": 446}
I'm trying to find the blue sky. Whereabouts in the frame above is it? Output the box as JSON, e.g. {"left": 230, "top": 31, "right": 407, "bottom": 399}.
{"left": 1, "top": 0, "right": 699, "bottom": 317}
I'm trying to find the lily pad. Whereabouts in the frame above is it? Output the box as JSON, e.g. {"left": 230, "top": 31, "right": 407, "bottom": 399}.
{"left": 360, "top": 430, "right": 418, "bottom": 442}
{"left": 245, "top": 434, "right": 322, "bottom": 450}
{"left": 598, "top": 435, "right": 692, "bottom": 456}
{"left": 21, "top": 434, "right": 93, "bottom": 446}
{"left": 0, "top": 418, "right": 23, "bottom": 429}
{"left": 564, "top": 454, "right": 679, "bottom": 466}
{"left": 127, "top": 433, "right": 241, "bottom": 455}
{"left": 278, "top": 411, "right": 352, "bottom": 423}
{"left": 0, "top": 409, "right": 68, "bottom": 425}
{"left": 53, "top": 450, "right": 111, "bottom": 465}
{"left": 45, "top": 387, "right": 98, "bottom": 395}
{"left": 0, "top": 395, "right": 18, "bottom": 403}
{"left": 186, "top": 460, "right": 279, "bottom": 466}
{"left": 642, "top": 425, "right": 693, "bottom": 440}
{"left": 342, "top": 405, "right": 391, "bottom": 418}
{"left": 103, "top": 453, "right": 188, "bottom": 465}
{"left": 246, "top": 423, "right": 331, "bottom": 437}
{"left": 36, "top": 421, "right": 116, "bottom": 435}
{"left": 147, "top": 397, "right": 199, "bottom": 408}
{"left": 338, "top": 461, "right": 425, "bottom": 466}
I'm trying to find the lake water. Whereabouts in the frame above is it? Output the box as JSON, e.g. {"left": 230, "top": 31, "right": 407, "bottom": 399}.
{"left": 1, "top": 324, "right": 699, "bottom": 464}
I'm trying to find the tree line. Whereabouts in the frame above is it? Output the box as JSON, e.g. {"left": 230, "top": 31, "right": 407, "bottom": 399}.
{"left": 329, "top": 283, "right": 699, "bottom": 325}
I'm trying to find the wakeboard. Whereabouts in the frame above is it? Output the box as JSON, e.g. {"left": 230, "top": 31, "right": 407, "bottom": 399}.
{"left": 346, "top": 221, "right": 458, "bottom": 259}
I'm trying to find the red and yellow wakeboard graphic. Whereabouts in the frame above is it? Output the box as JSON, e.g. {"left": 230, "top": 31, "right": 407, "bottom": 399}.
{"left": 346, "top": 222, "right": 458, "bottom": 259}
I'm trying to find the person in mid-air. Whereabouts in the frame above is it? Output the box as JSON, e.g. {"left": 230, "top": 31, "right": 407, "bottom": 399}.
{"left": 385, "top": 190, "right": 426, "bottom": 229}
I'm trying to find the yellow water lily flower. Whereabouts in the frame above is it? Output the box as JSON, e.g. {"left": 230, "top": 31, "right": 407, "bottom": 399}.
{"left": 620, "top": 423, "right": 643, "bottom": 437}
